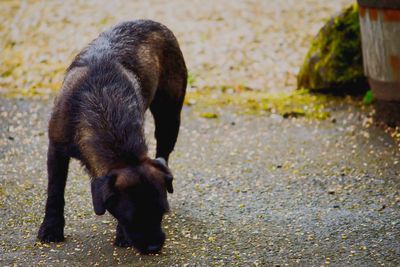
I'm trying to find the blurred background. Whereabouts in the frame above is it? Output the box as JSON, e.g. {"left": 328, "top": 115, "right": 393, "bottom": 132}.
{"left": 0, "top": 0, "right": 352, "bottom": 96}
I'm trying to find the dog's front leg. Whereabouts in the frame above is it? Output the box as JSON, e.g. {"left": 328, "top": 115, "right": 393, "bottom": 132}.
{"left": 38, "top": 141, "right": 70, "bottom": 242}
{"left": 114, "top": 223, "right": 133, "bottom": 247}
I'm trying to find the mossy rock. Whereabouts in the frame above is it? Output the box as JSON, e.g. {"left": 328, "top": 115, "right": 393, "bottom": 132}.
{"left": 297, "top": 4, "right": 368, "bottom": 94}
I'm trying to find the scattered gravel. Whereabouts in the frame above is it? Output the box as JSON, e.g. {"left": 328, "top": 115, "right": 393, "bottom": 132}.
{"left": 1, "top": 0, "right": 352, "bottom": 95}
{"left": 0, "top": 98, "right": 399, "bottom": 266}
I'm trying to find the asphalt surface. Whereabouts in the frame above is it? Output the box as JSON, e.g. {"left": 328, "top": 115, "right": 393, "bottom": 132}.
{"left": 0, "top": 97, "right": 399, "bottom": 266}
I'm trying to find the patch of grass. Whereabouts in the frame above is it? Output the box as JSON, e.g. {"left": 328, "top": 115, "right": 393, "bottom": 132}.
{"left": 200, "top": 112, "right": 218, "bottom": 119}
{"left": 185, "top": 87, "right": 332, "bottom": 120}
{"left": 187, "top": 72, "right": 196, "bottom": 87}
{"left": 0, "top": 187, "right": 6, "bottom": 208}
{"left": 363, "top": 90, "right": 374, "bottom": 105}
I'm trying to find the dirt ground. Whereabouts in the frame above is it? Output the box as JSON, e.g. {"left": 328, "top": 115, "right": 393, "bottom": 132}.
{"left": 1, "top": 0, "right": 352, "bottom": 96}
{"left": 1, "top": 0, "right": 399, "bottom": 266}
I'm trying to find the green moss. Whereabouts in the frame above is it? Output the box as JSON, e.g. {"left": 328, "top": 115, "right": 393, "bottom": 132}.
{"left": 298, "top": 4, "right": 367, "bottom": 93}
{"left": 185, "top": 87, "right": 333, "bottom": 120}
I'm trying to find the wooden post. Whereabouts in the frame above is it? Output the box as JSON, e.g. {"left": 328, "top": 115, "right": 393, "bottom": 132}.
{"left": 358, "top": 0, "right": 400, "bottom": 126}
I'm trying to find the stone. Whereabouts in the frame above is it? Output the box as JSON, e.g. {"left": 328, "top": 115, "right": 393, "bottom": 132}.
{"left": 297, "top": 4, "right": 368, "bottom": 94}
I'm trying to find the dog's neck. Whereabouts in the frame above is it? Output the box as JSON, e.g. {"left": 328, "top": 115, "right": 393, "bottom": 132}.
{"left": 74, "top": 61, "right": 149, "bottom": 178}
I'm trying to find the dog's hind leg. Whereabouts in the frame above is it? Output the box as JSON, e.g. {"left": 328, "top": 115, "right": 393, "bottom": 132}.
{"left": 38, "top": 141, "right": 70, "bottom": 242}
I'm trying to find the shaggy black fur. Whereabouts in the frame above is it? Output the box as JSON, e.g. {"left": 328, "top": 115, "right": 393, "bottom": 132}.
{"left": 37, "top": 20, "right": 187, "bottom": 254}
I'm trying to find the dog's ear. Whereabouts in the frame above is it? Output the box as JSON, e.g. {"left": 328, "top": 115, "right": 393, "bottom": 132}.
{"left": 154, "top": 158, "right": 174, "bottom": 194}
{"left": 91, "top": 175, "right": 116, "bottom": 215}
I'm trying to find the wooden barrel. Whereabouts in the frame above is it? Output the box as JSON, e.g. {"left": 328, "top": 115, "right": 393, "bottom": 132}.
{"left": 358, "top": 0, "right": 400, "bottom": 101}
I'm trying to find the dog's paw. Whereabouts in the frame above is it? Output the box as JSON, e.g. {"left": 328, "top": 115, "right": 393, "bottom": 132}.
{"left": 114, "top": 239, "right": 132, "bottom": 247}
{"left": 37, "top": 219, "right": 65, "bottom": 243}
{"left": 114, "top": 234, "right": 133, "bottom": 247}
{"left": 114, "top": 226, "right": 132, "bottom": 247}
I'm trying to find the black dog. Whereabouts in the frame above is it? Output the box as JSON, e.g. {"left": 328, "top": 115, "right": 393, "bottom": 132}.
{"left": 37, "top": 20, "right": 187, "bottom": 254}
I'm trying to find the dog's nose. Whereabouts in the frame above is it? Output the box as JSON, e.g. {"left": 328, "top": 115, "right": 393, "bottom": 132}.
{"left": 146, "top": 244, "right": 162, "bottom": 254}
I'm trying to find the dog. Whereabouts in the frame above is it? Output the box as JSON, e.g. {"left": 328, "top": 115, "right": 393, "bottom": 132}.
{"left": 37, "top": 20, "right": 187, "bottom": 254}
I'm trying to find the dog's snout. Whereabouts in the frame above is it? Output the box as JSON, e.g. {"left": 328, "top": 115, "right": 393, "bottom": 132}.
{"left": 145, "top": 244, "right": 163, "bottom": 254}
{"left": 126, "top": 229, "right": 166, "bottom": 254}
{"left": 143, "top": 230, "right": 165, "bottom": 254}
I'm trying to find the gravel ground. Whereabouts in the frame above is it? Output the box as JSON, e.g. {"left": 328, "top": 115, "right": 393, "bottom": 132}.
{"left": 0, "top": 98, "right": 399, "bottom": 266}
{"left": 1, "top": 0, "right": 352, "bottom": 95}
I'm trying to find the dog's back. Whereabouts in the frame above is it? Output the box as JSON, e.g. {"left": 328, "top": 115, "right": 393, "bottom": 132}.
{"left": 70, "top": 20, "right": 185, "bottom": 104}
{"left": 69, "top": 62, "right": 148, "bottom": 177}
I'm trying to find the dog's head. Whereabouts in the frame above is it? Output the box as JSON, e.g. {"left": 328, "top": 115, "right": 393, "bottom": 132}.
{"left": 90, "top": 157, "right": 173, "bottom": 254}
